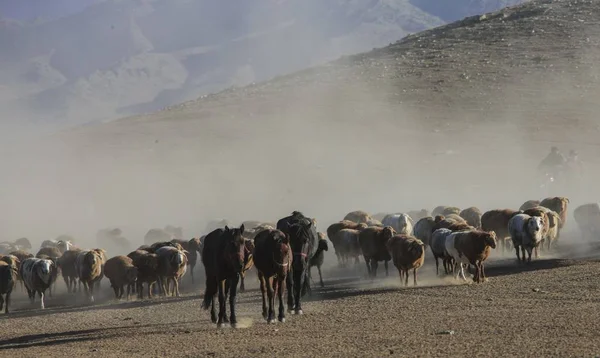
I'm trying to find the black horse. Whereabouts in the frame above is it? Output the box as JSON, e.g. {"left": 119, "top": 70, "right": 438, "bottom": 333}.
{"left": 276, "top": 211, "right": 319, "bottom": 315}
{"left": 201, "top": 224, "right": 245, "bottom": 328}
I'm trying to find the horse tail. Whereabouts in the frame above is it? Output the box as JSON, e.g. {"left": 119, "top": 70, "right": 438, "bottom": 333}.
{"left": 202, "top": 275, "right": 217, "bottom": 310}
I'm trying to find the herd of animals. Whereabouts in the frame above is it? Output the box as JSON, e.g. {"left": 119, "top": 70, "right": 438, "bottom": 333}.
{"left": 1, "top": 196, "right": 600, "bottom": 328}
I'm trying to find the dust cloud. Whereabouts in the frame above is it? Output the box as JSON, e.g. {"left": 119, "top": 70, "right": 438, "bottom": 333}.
{"left": 1, "top": 1, "right": 600, "bottom": 257}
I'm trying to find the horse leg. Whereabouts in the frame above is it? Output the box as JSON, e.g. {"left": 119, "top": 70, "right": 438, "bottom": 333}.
{"left": 228, "top": 275, "right": 240, "bottom": 328}
{"left": 222, "top": 280, "right": 230, "bottom": 323}
{"left": 384, "top": 260, "right": 389, "bottom": 277}
{"left": 413, "top": 268, "right": 418, "bottom": 286}
{"left": 370, "top": 260, "right": 378, "bottom": 279}
{"left": 259, "top": 273, "right": 268, "bottom": 320}
{"left": 286, "top": 271, "right": 294, "bottom": 313}
{"left": 240, "top": 271, "right": 246, "bottom": 293}
{"left": 317, "top": 265, "right": 324, "bottom": 288}
{"left": 266, "top": 277, "right": 275, "bottom": 324}
{"left": 364, "top": 258, "right": 371, "bottom": 277}
{"left": 434, "top": 257, "right": 439, "bottom": 276}
{"left": 217, "top": 280, "right": 226, "bottom": 328}
{"left": 277, "top": 276, "right": 286, "bottom": 323}
{"left": 293, "top": 268, "right": 304, "bottom": 315}
{"left": 404, "top": 269, "right": 409, "bottom": 286}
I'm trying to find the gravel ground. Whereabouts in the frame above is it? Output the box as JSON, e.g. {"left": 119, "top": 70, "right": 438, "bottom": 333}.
{"left": 2, "top": 242, "right": 600, "bottom": 358}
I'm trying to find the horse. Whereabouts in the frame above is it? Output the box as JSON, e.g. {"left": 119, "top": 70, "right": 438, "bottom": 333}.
{"left": 253, "top": 229, "right": 292, "bottom": 323}
{"left": 276, "top": 211, "right": 319, "bottom": 315}
{"left": 201, "top": 224, "right": 246, "bottom": 328}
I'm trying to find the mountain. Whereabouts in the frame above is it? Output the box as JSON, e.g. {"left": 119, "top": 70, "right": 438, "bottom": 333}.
{"left": 0, "top": 0, "right": 527, "bottom": 133}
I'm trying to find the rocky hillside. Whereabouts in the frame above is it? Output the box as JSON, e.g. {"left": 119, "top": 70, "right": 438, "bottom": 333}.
{"left": 0, "top": 0, "right": 526, "bottom": 131}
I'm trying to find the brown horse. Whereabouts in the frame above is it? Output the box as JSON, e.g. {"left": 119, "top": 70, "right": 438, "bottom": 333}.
{"left": 201, "top": 224, "right": 246, "bottom": 328}
{"left": 253, "top": 229, "right": 292, "bottom": 323}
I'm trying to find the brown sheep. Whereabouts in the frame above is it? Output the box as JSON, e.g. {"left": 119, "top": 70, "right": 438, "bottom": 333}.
{"left": 459, "top": 207, "right": 482, "bottom": 229}
{"left": 432, "top": 206, "right": 460, "bottom": 216}
{"left": 333, "top": 228, "right": 363, "bottom": 266}
{"left": 445, "top": 214, "right": 468, "bottom": 224}
{"left": 359, "top": 226, "right": 396, "bottom": 278}
{"left": 343, "top": 210, "right": 371, "bottom": 224}
{"left": 75, "top": 249, "right": 106, "bottom": 302}
{"left": 104, "top": 256, "right": 138, "bottom": 300}
{"left": 133, "top": 253, "right": 160, "bottom": 299}
{"left": 57, "top": 248, "right": 82, "bottom": 293}
{"left": 36, "top": 247, "right": 62, "bottom": 260}
{"left": 8, "top": 250, "right": 32, "bottom": 293}
{"left": 327, "top": 221, "right": 368, "bottom": 264}
{"left": 481, "top": 209, "right": 520, "bottom": 254}
{"left": 451, "top": 230, "right": 497, "bottom": 283}
{"left": 519, "top": 200, "right": 541, "bottom": 211}
{"left": 155, "top": 246, "right": 188, "bottom": 297}
{"left": 0, "top": 256, "right": 19, "bottom": 313}
{"left": 539, "top": 197, "right": 569, "bottom": 229}
{"left": 386, "top": 234, "right": 425, "bottom": 286}
{"left": 433, "top": 217, "right": 473, "bottom": 232}
{"left": 407, "top": 209, "right": 430, "bottom": 222}
{"left": 573, "top": 203, "right": 600, "bottom": 242}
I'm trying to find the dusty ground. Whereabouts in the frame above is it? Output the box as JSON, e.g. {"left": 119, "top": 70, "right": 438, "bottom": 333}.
{"left": 2, "top": 237, "right": 600, "bottom": 358}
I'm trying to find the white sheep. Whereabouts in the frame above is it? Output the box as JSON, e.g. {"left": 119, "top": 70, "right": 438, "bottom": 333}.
{"left": 508, "top": 214, "right": 544, "bottom": 263}
{"left": 382, "top": 213, "right": 413, "bottom": 235}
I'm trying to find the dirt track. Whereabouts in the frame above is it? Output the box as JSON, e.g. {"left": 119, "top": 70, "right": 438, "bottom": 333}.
{"left": 2, "top": 241, "right": 600, "bottom": 358}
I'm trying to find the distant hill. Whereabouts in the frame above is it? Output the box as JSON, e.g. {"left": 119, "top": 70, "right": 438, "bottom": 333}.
{"left": 0, "top": 0, "right": 526, "bottom": 132}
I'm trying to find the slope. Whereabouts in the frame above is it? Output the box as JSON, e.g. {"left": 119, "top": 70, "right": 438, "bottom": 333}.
{"left": 1, "top": 0, "right": 599, "bottom": 242}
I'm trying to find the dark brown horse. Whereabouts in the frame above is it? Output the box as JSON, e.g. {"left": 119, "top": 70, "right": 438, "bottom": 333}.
{"left": 277, "top": 211, "right": 319, "bottom": 315}
{"left": 253, "top": 229, "right": 292, "bottom": 323}
{"left": 201, "top": 224, "right": 245, "bottom": 328}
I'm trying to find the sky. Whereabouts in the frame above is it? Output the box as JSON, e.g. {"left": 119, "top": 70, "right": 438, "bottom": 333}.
{"left": 0, "top": 0, "right": 101, "bottom": 21}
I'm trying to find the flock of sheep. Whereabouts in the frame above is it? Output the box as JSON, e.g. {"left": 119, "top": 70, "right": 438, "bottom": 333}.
{"left": 0, "top": 195, "right": 599, "bottom": 327}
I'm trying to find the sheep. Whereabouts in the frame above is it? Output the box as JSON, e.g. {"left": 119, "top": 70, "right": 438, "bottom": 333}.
{"left": 430, "top": 228, "right": 454, "bottom": 275}
{"left": 413, "top": 216, "right": 445, "bottom": 247}
{"left": 308, "top": 233, "right": 329, "bottom": 288}
{"left": 40, "top": 239, "right": 73, "bottom": 254}
{"left": 334, "top": 228, "right": 362, "bottom": 266}
{"left": 20, "top": 257, "right": 57, "bottom": 309}
{"left": 432, "top": 206, "right": 460, "bottom": 216}
{"left": 0, "top": 256, "right": 19, "bottom": 313}
{"left": 519, "top": 200, "right": 541, "bottom": 211}
{"left": 15, "top": 238, "right": 32, "bottom": 250}
{"left": 171, "top": 238, "right": 203, "bottom": 283}
{"left": 359, "top": 226, "right": 396, "bottom": 278}
{"left": 451, "top": 230, "right": 497, "bottom": 283}
{"left": 243, "top": 224, "right": 276, "bottom": 241}
{"left": 508, "top": 214, "right": 545, "bottom": 263}
{"left": 155, "top": 246, "right": 187, "bottom": 297}
{"left": 75, "top": 249, "right": 106, "bottom": 302}
{"left": 132, "top": 252, "right": 160, "bottom": 299}
{"left": 366, "top": 219, "right": 383, "bottom": 227}
{"left": 539, "top": 196, "right": 569, "bottom": 230}
{"left": 382, "top": 213, "right": 413, "bottom": 235}
{"left": 0, "top": 244, "right": 12, "bottom": 255}
{"left": 573, "top": 203, "right": 600, "bottom": 241}
{"left": 57, "top": 248, "right": 82, "bottom": 293}
{"left": 407, "top": 209, "right": 430, "bottom": 222}
{"left": 96, "top": 228, "right": 132, "bottom": 255}
{"left": 481, "top": 209, "right": 521, "bottom": 253}
{"left": 149, "top": 241, "right": 183, "bottom": 253}
{"left": 327, "top": 221, "right": 368, "bottom": 264}
{"left": 433, "top": 217, "right": 473, "bottom": 232}
{"left": 522, "top": 207, "right": 550, "bottom": 258}
{"left": 386, "top": 234, "right": 425, "bottom": 286}
{"left": 104, "top": 255, "right": 138, "bottom": 300}
{"left": 164, "top": 225, "right": 184, "bottom": 240}
{"left": 144, "top": 228, "right": 175, "bottom": 246}
{"left": 36, "top": 247, "right": 62, "bottom": 260}
{"left": 343, "top": 210, "right": 372, "bottom": 224}
{"left": 459, "top": 207, "right": 482, "bottom": 229}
